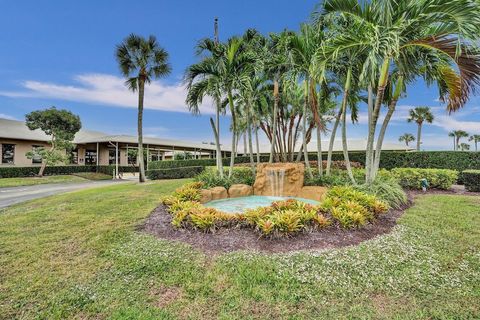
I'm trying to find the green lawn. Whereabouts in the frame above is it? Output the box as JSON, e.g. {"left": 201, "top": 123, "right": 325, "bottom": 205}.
{"left": 0, "top": 175, "right": 88, "bottom": 188}
{"left": 0, "top": 180, "right": 479, "bottom": 319}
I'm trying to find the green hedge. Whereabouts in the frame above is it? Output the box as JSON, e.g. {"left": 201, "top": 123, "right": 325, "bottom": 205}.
{"left": 460, "top": 170, "right": 480, "bottom": 192}
{"left": 0, "top": 165, "right": 138, "bottom": 178}
{"left": 146, "top": 166, "right": 205, "bottom": 180}
{"left": 149, "top": 151, "right": 480, "bottom": 173}
{"left": 391, "top": 168, "right": 458, "bottom": 190}
{"left": 148, "top": 156, "right": 270, "bottom": 170}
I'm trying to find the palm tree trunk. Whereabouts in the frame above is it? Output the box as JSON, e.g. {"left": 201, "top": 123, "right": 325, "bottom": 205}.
{"left": 366, "top": 59, "right": 390, "bottom": 184}
{"left": 372, "top": 101, "right": 396, "bottom": 179}
{"left": 228, "top": 91, "right": 236, "bottom": 177}
{"left": 255, "top": 125, "right": 261, "bottom": 163}
{"left": 416, "top": 123, "right": 422, "bottom": 151}
{"left": 303, "top": 79, "right": 313, "bottom": 179}
{"left": 340, "top": 68, "right": 355, "bottom": 185}
{"left": 372, "top": 77, "right": 403, "bottom": 180}
{"left": 326, "top": 108, "right": 342, "bottom": 176}
{"left": 210, "top": 117, "right": 223, "bottom": 178}
{"left": 269, "top": 78, "right": 279, "bottom": 163}
{"left": 246, "top": 103, "right": 255, "bottom": 173}
{"left": 316, "top": 127, "right": 323, "bottom": 176}
{"left": 138, "top": 76, "right": 146, "bottom": 183}
{"left": 365, "top": 85, "right": 374, "bottom": 183}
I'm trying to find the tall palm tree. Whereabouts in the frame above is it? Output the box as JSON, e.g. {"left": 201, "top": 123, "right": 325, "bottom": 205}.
{"left": 321, "top": 0, "right": 480, "bottom": 183}
{"left": 289, "top": 24, "right": 326, "bottom": 178}
{"left": 116, "top": 34, "right": 171, "bottom": 182}
{"left": 407, "top": 107, "right": 434, "bottom": 151}
{"left": 448, "top": 131, "right": 457, "bottom": 150}
{"left": 469, "top": 134, "right": 480, "bottom": 151}
{"left": 399, "top": 133, "right": 415, "bottom": 147}
{"left": 451, "top": 130, "right": 469, "bottom": 150}
{"left": 185, "top": 38, "right": 225, "bottom": 177}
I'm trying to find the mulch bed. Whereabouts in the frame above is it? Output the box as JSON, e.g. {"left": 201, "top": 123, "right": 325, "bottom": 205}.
{"left": 139, "top": 187, "right": 479, "bottom": 254}
{"left": 140, "top": 199, "right": 412, "bottom": 255}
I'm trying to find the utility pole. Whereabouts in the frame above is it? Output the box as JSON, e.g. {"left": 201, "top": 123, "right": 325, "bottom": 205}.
{"left": 214, "top": 17, "right": 219, "bottom": 44}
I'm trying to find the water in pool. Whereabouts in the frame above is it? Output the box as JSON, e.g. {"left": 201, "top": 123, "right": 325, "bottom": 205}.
{"left": 204, "top": 195, "right": 319, "bottom": 213}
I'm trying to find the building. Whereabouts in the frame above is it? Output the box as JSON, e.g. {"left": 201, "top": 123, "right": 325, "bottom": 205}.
{"left": 0, "top": 118, "right": 230, "bottom": 168}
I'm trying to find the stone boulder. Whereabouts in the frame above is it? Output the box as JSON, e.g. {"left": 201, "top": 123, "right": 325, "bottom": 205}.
{"left": 228, "top": 184, "right": 253, "bottom": 198}
{"left": 209, "top": 186, "right": 228, "bottom": 200}
{"left": 199, "top": 189, "right": 212, "bottom": 204}
{"left": 298, "top": 186, "right": 328, "bottom": 202}
{"left": 254, "top": 163, "right": 305, "bottom": 197}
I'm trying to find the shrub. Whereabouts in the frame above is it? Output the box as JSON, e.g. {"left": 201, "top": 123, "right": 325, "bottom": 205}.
{"left": 355, "top": 179, "right": 408, "bottom": 209}
{"left": 390, "top": 168, "right": 458, "bottom": 190}
{"left": 0, "top": 165, "right": 137, "bottom": 178}
{"left": 305, "top": 168, "right": 393, "bottom": 187}
{"left": 320, "top": 186, "right": 389, "bottom": 228}
{"left": 308, "top": 160, "right": 363, "bottom": 169}
{"left": 146, "top": 166, "right": 204, "bottom": 180}
{"left": 194, "top": 167, "right": 255, "bottom": 189}
{"left": 460, "top": 170, "right": 480, "bottom": 192}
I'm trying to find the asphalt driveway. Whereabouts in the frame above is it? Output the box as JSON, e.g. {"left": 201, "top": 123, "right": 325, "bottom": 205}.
{"left": 0, "top": 180, "right": 128, "bottom": 209}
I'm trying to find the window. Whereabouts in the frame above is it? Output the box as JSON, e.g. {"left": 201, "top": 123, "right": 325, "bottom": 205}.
{"left": 2, "top": 144, "right": 15, "bottom": 164}
{"left": 32, "top": 145, "right": 43, "bottom": 164}
{"left": 69, "top": 149, "right": 78, "bottom": 164}
{"left": 109, "top": 149, "right": 120, "bottom": 165}
{"left": 85, "top": 150, "right": 97, "bottom": 165}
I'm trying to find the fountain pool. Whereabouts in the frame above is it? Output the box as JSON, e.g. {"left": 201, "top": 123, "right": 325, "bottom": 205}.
{"left": 204, "top": 196, "right": 319, "bottom": 214}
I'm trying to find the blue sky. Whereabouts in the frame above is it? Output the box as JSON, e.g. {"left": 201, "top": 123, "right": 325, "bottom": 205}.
{"left": 0, "top": 0, "right": 479, "bottom": 150}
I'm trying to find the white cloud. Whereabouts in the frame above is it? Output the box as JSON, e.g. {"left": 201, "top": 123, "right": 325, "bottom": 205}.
{"left": 0, "top": 73, "right": 215, "bottom": 114}
{"left": 0, "top": 113, "right": 17, "bottom": 120}
{"left": 433, "top": 115, "right": 480, "bottom": 134}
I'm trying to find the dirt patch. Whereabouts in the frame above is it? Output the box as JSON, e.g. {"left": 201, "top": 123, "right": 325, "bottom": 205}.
{"left": 149, "top": 285, "right": 184, "bottom": 309}
{"left": 140, "top": 196, "right": 412, "bottom": 254}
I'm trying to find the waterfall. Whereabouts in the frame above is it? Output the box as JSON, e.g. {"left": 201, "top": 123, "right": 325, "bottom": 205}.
{"left": 267, "top": 169, "right": 286, "bottom": 197}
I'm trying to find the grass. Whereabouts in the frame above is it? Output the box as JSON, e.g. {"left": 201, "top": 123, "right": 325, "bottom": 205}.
{"left": 0, "top": 180, "right": 479, "bottom": 319}
{"left": 0, "top": 175, "right": 88, "bottom": 188}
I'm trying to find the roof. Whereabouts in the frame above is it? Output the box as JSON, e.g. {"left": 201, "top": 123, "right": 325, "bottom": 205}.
{"left": 0, "top": 118, "right": 221, "bottom": 151}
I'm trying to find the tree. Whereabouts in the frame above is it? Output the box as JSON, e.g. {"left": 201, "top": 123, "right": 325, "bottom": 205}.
{"left": 407, "top": 107, "right": 434, "bottom": 151}
{"left": 469, "top": 134, "right": 480, "bottom": 151}
{"left": 116, "top": 34, "right": 171, "bottom": 182}
{"left": 451, "top": 130, "right": 469, "bottom": 150}
{"left": 448, "top": 132, "right": 457, "bottom": 150}
{"left": 398, "top": 133, "right": 415, "bottom": 147}
{"left": 185, "top": 38, "right": 225, "bottom": 178}
{"left": 321, "top": 0, "right": 480, "bottom": 183}
{"left": 25, "top": 107, "right": 81, "bottom": 177}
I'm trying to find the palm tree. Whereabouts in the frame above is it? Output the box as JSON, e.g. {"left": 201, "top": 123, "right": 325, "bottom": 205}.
{"left": 451, "top": 130, "right": 469, "bottom": 151}
{"left": 407, "top": 107, "right": 434, "bottom": 151}
{"left": 469, "top": 135, "right": 480, "bottom": 151}
{"left": 116, "top": 34, "right": 171, "bottom": 182}
{"left": 321, "top": 0, "right": 480, "bottom": 183}
{"left": 185, "top": 38, "right": 225, "bottom": 177}
{"left": 398, "top": 133, "right": 415, "bottom": 147}
{"left": 448, "top": 132, "right": 456, "bottom": 150}
{"left": 459, "top": 143, "right": 470, "bottom": 151}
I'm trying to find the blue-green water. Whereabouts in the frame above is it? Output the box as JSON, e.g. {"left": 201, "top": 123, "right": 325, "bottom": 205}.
{"left": 204, "top": 196, "right": 319, "bottom": 213}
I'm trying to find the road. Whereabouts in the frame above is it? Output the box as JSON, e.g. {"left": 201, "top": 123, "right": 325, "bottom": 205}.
{"left": 0, "top": 180, "right": 129, "bottom": 209}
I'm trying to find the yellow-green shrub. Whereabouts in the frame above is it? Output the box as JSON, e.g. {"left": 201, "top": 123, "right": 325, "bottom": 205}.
{"left": 390, "top": 168, "right": 458, "bottom": 190}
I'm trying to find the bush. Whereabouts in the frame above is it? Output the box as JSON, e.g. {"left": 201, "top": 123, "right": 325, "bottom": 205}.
{"left": 149, "top": 156, "right": 271, "bottom": 170}
{"left": 305, "top": 168, "right": 393, "bottom": 187}
{"left": 355, "top": 179, "right": 408, "bottom": 209}
{"left": 146, "top": 166, "right": 204, "bottom": 180}
{"left": 320, "top": 186, "right": 389, "bottom": 228}
{"left": 194, "top": 167, "right": 255, "bottom": 189}
{"left": 460, "top": 170, "right": 480, "bottom": 192}
{"left": 391, "top": 168, "right": 458, "bottom": 190}
{"left": 0, "top": 165, "right": 138, "bottom": 178}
